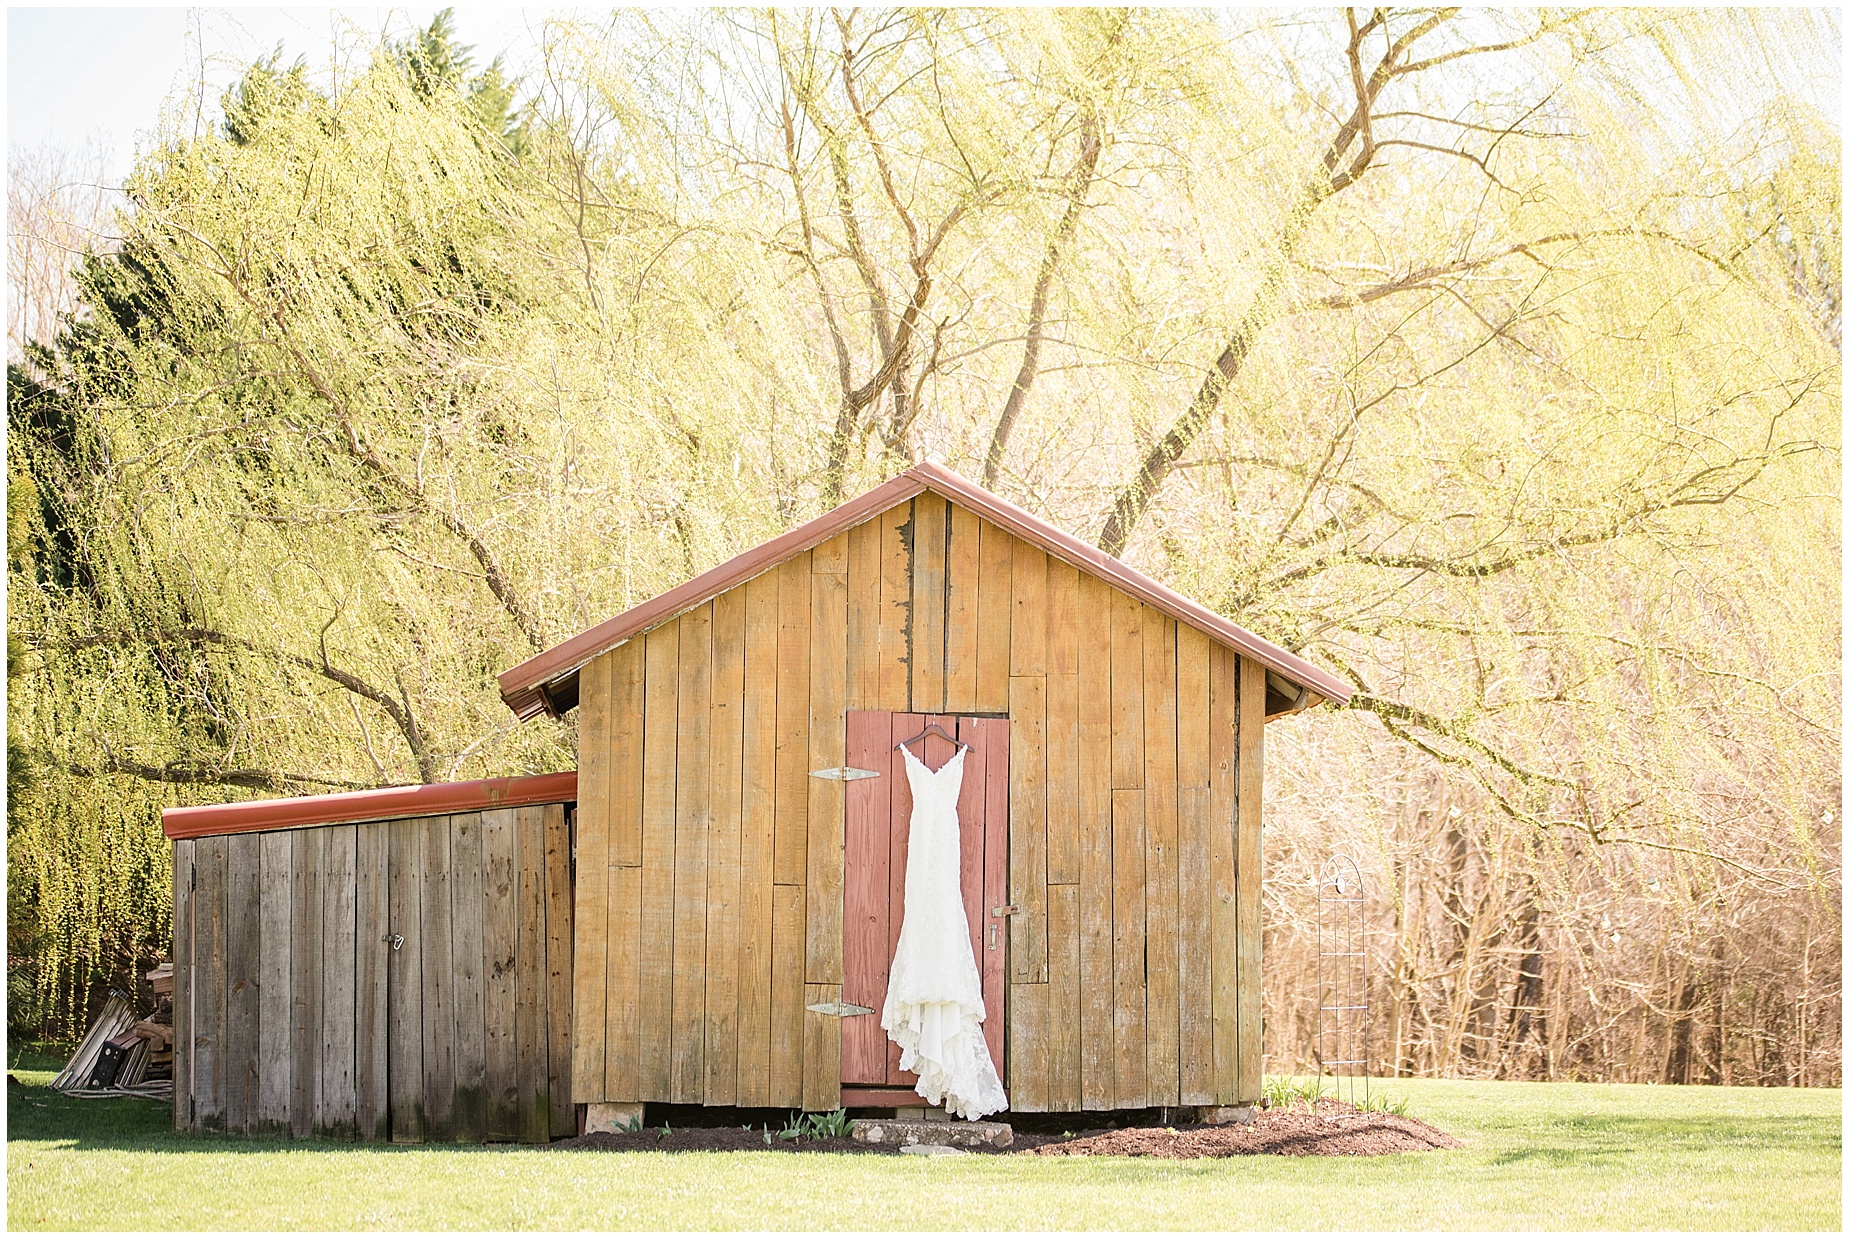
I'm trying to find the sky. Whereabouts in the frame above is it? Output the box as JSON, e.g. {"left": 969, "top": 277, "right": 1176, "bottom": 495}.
{"left": 6, "top": 5, "right": 1839, "bottom": 195}
{"left": 7, "top": 4, "right": 554, "bottom": 183}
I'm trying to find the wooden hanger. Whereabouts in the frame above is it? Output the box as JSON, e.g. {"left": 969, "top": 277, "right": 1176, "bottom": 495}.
{"left": 893, "top": 721, "right": 968, "bottom": 753}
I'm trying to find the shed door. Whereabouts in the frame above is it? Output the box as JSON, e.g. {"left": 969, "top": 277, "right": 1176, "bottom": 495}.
{"left": 842, "top": 711, "right": 1009, "bottom": 1088}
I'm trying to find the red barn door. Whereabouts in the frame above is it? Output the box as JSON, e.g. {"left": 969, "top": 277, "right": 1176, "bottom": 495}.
{"left": 841, "top": 711, "right": 1009, "bottom": 1092}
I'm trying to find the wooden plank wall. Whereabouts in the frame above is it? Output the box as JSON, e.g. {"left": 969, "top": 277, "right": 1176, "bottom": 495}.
{"left": 576, "top": 493, "right": 1267, "bottom": 1112}
{"left": 176, "top": 805, "right": 573, "bottom": 1141}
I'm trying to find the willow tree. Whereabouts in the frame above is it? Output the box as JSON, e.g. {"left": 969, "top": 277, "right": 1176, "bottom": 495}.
{"left": 6, "top": 23, "right": 595, "bottom": 1029}
{"left": 10, "top": 7, "right": 1838, "bottom": 1079}
{"left": 579, "top": 6, "right": 1837, "bottom": 867}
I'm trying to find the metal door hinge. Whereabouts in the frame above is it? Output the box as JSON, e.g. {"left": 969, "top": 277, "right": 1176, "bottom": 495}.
{"left": 806, "top": 1000, "right": 875, "bottom": 1018}
{"left": 810, "top": 767, "right": 881, "bottom": 782}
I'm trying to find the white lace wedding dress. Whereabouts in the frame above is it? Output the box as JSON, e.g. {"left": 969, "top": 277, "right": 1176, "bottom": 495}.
{"left": 881, "top": 744, "right": 1008, "bottom": 1120}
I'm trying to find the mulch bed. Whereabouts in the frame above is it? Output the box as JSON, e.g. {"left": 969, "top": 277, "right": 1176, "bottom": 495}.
{"left": 1023, "top": 1100, "right": 1462, "bottom": 1158}
{"left": 552, "top": 1100, "right": 1459, "bottom": 1159}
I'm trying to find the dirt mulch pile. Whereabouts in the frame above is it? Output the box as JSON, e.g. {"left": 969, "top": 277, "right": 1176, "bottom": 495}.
{"left": 554, "top": 1127, "right": 901, "bottom": 1155}
{"left": 1025, "top": 1100, "right": 1461, "bottom": 1159}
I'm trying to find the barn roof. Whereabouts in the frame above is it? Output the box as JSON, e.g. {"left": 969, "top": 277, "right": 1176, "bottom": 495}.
{"left": 497, "top": 462, "right": 1353, "bottom": 720}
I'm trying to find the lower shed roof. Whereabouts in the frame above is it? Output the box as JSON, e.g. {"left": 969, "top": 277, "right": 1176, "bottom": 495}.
{"left": 161, "top": 771, "right": 578, "bottom": 840}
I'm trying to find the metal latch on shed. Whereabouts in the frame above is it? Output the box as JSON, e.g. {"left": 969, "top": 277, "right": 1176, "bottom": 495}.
{"left": 805, "top": 1000, "right": 875, "bottom": 1018}
{"left": 809, "top": 767, "right": 881, "bottom": 781}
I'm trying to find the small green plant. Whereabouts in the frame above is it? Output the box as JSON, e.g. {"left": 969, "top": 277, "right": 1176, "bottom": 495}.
{"left": 1358, "top": 1091, "right": 1412, "bottom": 1116}
{"left": 807, "top": 1108, "right": 852, "bottom": 1138}
{"left": 1262, "top": 1074, "right": 1333, "bottom": 1110}
{"left": 778, "top": 1108, "right": 853, "bottom": 1140}
{"left": 1261, "top": 1076, "right": 1411, "bottom": 1116}
{"left": 618, "top": 1112, "right": 645, "bottom": 1133}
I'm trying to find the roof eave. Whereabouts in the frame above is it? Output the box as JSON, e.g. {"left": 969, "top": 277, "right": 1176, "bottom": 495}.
{"left": 495, "top": 471, "right": 928, "bottom": 716}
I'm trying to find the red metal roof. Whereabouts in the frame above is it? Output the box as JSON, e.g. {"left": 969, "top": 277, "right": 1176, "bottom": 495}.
{"left": 497, "top": 462, "right": 1353, "bottom": 719}
{"left": 161, "top": 771, "right": 578, "bottom": 840}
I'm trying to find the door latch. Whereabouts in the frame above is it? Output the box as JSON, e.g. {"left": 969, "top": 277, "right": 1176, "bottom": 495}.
{"left": 810, "top": 766, "right": 881, "bottom": 781}
{"left": 806, "top": 1000, "right": 875, "bottom": 1017}
{"left": 384, "top": 934, "right": 404, "bottom": 951}
{"left": 991, "top": 905, "right": 1021, "bottom": 917}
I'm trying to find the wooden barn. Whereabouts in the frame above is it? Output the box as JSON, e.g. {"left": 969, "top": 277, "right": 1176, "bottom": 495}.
{"left": 498, "top": 463, "right": 1350, "bottom": 1125}
{"left": 165, "top": 462, "right": 1350, "bottom": 1140}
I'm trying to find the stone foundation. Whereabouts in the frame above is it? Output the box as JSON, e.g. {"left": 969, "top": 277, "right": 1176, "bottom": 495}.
{"left": 850, "top": 1118, "right": 1014, "bottom": 1149}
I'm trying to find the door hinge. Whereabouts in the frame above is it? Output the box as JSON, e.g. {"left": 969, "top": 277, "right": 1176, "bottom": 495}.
{"left": 810, "top": 767, "right": 881, "bottom": 782}
{"left": 806, "top": 1000, "right": 875, "bottom": 1018}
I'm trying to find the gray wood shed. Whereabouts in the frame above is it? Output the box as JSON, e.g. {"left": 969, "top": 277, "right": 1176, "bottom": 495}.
{"left": 163, "top": 773, "right": 577, "bottom": 1142}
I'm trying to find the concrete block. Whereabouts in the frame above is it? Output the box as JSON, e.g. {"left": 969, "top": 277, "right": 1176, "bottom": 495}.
{"left": 585, "top": 1101, "right": 644, "bottom": 1133}
{"left": 850, "top": 1118, "right": 1014, "bottom": 1148}
{"left": 1199, "top": 1105, "right": 1257, "bottom": 1126}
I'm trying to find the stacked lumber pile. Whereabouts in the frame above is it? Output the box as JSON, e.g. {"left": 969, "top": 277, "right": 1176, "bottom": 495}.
{"left": 135, "top": 1020, "right": 173, "bottom": 1074}
{"left": 51, "top": 964, "right": 176, "bottom": 1101}
{"left": 142, "top": 962, "right": 174, "bottom": 1078}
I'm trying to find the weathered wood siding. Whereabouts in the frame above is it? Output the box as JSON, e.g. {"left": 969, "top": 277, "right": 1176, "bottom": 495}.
{"left": 575, "top": 497, "right": 1265, "bottom": 1111}
{"left": 173, "top": 806, "right": 573, "bottom": 1141}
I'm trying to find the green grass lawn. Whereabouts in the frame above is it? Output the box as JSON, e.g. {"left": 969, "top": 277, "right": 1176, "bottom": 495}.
{"left": 7, "top": 1047, "right": 1841, "bottom": 1231}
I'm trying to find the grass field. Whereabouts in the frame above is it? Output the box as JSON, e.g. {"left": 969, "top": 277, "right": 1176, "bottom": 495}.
{"left": 7, "top": 1049, "right": 1841, "bottom": 1231}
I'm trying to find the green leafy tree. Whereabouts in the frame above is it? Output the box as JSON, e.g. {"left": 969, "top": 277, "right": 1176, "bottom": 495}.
{"left": 6, "top": 9, "right": 1837, "bottom": 1082}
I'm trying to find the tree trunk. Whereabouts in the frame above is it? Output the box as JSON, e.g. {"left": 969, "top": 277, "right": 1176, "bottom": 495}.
{"left": 1665, "top": 972, "right": 1700, "bottom": 1084}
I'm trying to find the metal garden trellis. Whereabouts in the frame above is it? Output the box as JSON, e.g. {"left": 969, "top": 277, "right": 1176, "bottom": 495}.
{"left": 1317, "top": 853, "right": 1369, "bottom": 1108}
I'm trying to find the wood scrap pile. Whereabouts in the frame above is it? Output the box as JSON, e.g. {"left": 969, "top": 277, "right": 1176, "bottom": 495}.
{"left": 52, "top": 964, "right": 176, "bottom": 1101}
{"left": 141, "top": 962, "right": 175, "bottom": 1075}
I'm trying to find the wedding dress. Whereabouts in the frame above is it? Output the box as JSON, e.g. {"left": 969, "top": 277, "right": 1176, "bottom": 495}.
{"left": 881, "top": 744, "right": 1008, "bottom": 1120}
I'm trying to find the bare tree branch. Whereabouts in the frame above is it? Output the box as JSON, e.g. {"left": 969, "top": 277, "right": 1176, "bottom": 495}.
{"left": 32, "top": 746, "right": 371, "bottom": 794}
{"left": 1098, "top": 7, "right": 1456, "bottom": 556}
{"left": 1252, "top": 423, "right": 1821, "bottom": 596}
{"left": 31, "top": 624, "right": 439, "bottom": 782}
{"left": 984, "top": 95, "right": 1105, "bottom": 488}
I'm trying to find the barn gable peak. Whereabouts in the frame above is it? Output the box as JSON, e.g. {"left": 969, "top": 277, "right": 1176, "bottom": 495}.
{"left": 496, "top": 463, "right": 1351, "bottom": 720}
